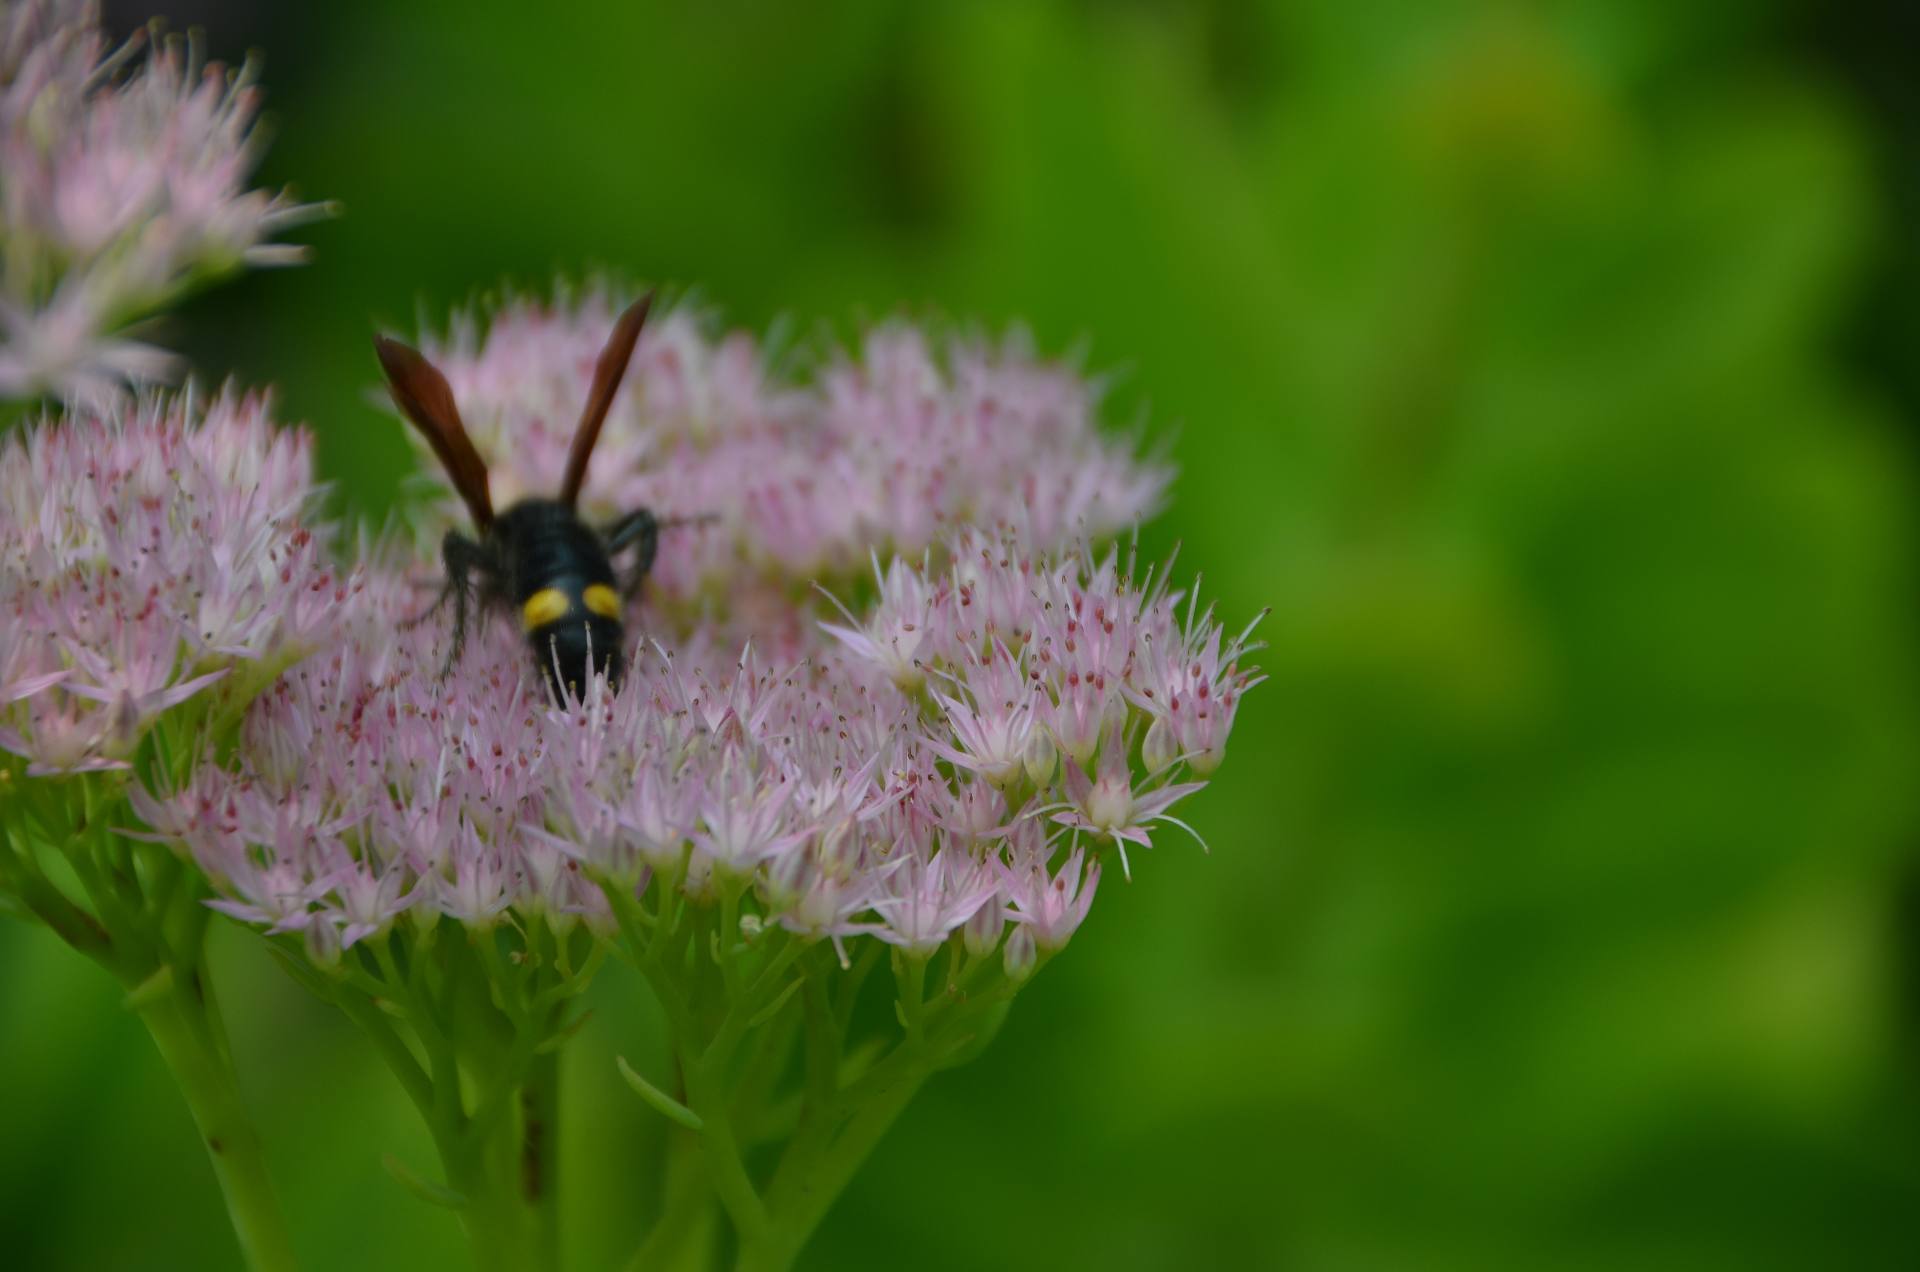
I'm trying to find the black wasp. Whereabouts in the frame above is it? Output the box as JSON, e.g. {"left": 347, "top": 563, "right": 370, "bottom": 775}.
{"left": 374, "top": 292, "right": 659, "bottom": 697}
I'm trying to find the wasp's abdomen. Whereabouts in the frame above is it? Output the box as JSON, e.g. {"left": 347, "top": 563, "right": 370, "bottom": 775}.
{"left": 494, "top": 500, "right": 625, "bottom": 695}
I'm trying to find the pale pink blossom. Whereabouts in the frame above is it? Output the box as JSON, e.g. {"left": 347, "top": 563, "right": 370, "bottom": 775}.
{"left": 0, "top": 1, "right": 328, "bottom": 401}
{"left": 1127, "top": 593, "right": 1268, "bottom": 776}
{"left": 871, "top": 836, "right": 1000, "bottom": 957}
{"left": 999, "top": 841, "right": 1100, "bottom": 953}
{"left": 157, "top": 525, "right": 1253, "bottom": 968}
{"left": 122, "top": 301, "right": 1255, "bottom": 978}
{"left": 1051, "top": 722, "right": 1208, "bottom": 880}
{"left": 818, "top": 552, "right": 938, "bottom": 690}
{"left": 0, "top": 390, "right": 347, "bottom": 775}
{"left": 926, "top": 643, "right": 1042, "bottom": 786}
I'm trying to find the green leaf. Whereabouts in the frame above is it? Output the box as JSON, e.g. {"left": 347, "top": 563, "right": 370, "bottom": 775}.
{"left": 380, "top": 1153, "right": 468, "bottom": 1211}
{"left": 533, "top": 1008, "right": 594, "bottom": 1055}
{"left": 615, "top": 1055, "right": 704, "bottom": 1132}
{"left": 745, "top": 975, "right": 804, "bottom": 1030}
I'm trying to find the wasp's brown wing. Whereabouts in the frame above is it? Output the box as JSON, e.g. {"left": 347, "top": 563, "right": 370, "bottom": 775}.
{"left": 559, "top": 291, "right": 654, "bottom": 508}
{"left": 374, "top": 335, "right": 495, "bottom": 529}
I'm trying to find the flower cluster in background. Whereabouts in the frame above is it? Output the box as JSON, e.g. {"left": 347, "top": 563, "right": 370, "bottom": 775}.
{"left": 0, "top": 390, "right": 348, "bottom": 775}
{"left": 0, "top": 0, "right": 325, "bottom": 402}
{"left": 401, "top": 287, "right": 1169, "bottom": 602}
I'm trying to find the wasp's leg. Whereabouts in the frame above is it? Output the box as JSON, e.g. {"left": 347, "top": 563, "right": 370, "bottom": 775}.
{"left": 428, "top": 529, "right": 498, "bottom": 677}
{"left": 401, "top": 530, "right": 481, "bottom": 629}
{"left": 603, "top": 508, "right": 660, "bottom": 594}
{"left": 400, "top": 576, "right": 455, "bottom": 630}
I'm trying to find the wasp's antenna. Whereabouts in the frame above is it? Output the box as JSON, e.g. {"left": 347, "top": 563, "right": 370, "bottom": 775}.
{"left": 560, "top": 290, "right": 655, "bottom": 508}
{"left": 374, "top": 335, "right": 495, "bottom": 529}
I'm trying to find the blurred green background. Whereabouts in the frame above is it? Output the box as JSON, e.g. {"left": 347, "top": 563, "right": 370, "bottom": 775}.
{"left": 5, "top": 0, "right": 1918, "bottom": 1267}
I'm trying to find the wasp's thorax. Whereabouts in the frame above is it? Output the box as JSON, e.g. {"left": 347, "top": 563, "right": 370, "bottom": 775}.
{"left": 492, "top": 499, "right": 624, "bottom": 694}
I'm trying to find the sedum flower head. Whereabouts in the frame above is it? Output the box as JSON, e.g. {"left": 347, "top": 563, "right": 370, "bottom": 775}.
{"left": 0, "top": 0, "right": 327, "bottom": 402}
{"left": 143, "top": 518, "right": 1258, "bottom": 966}
{"left": 0, "top": 387, "right": 347, "bottom": 774}
{"left": 136, "top": 299, "right": 1256, "bottom": 969}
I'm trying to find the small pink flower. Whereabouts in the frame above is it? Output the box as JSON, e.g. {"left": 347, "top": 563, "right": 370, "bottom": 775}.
{"left": 927, "top": 644, "right": 1042, "bottom": 787}
{"left": 819, "top": 552, "right": 937, "bottom": 690}
{"left": 1052, "top": 724, "right": 1207, "bottom": 880}
{"left": 871, "top": 837, "right": 1000, "bottom": 957}
{"left": 691, "top": 751, "right": 806, "bottom": 883}
{"left": 999, "top": 840, "right": 1100, "bottom": 953}
{"left": 1127, "top": 598, "right": 1267, "bottom": 776}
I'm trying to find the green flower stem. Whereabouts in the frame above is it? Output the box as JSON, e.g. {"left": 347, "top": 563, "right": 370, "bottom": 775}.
{"left": 340, "top": 974, "right": 544, "bottom": 1272}
{"left": 136, "top": 971, "right": 301, "bottom": 1272}
{"left": 622, "top": 1124, "right": 721, "bottom": 1272}
{"left": 130, "top": 856, "right": 301, "bottom": 1272}
{"left": 737, "top": 960, "right": 1024, "bottom": 1270}
{"left": 3, "top": 846, "right": 112, "bottom": 957}
{"left": 607, "top": 858, "right": 1030, "bottom": 1272}
{"left": 522, "top": 1047, "right": 562, "bottom": 1269}
{"left": 442, "top": 1121, "right": 545, "bottom": 1272}
{"left": 641, "top": 958, "right": 769, "bottom": 1247}
{"left": 5, "top": 775, "right": 302, "bottom": 1272}
{"left": 319, "top": 922, "right": 587, "bottom": 1272}
{"left": 739, "top": 1047, "right": 936, "bottom": 1272}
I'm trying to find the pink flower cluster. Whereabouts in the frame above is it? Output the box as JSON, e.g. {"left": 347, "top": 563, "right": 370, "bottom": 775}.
{"left": 401, "top": 289, "right": 1169, "bottom": 600}
{"left": 0, "top": 0, "right": 324, "bottom": 401}
{"left": 0, "top": 390, "right": 347, "bottom": 774}
{"left": 828, "top": 531, "right": 1263, "bottom": 864}
{"left": 136, "top": 525, "right": 1259, "bottom": 967}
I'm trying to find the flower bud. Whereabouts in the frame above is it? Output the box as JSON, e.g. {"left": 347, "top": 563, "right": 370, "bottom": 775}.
{"left": 579, "top": 888, "right": 620, "bottom": 939}
{"left": 1003, "top": 923, "right": 1038, "bottom": 983}
{"left": 1023, "top": 729, "right": 1056, "bottom": 787}
{"left": 962, "top": 894, "right": 1004, "bottom": 958}
{"left": 816, "top": 821, "right": 861, "bottom": 878}
{"left": 761, "top": 848, "right": 812, "bottom": 912}
{"left": 1186, "top": 739, "right": 1225, "bottom": 776}
{"left": 1141, "top": 714, "right": 1177, "bottom": 774}
{"left": 303, "top": 918, "right": 341, "bottom": 969}
{"left": 408, "top": 891, "right": 441, "bottom": 936}
{"left": 682, "top": 850, "right": 715, "bottom": 900}
{"left": 1083, "top": 771, "right": 1134, "bottom": 835}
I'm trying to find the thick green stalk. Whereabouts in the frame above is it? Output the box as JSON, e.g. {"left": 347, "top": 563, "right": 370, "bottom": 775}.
{"left": 363, "top": 921, "right": 573, "bottom": 1272}
{"left": 453, "top": 1178, "right": 541, "bottom": 1272}
{"left": 523, "top": 1047, "right": 562, "bottom": 1269}
{"left": 136, "top": 968, "right": 301, "bottom": 1272}
{"left": 623, "top": 1125, "right": 721, "bottom": 1272}
{"left": 614, "top": 890, "right": 1024, "bottom": 1272}
{"left": 741, "top": 1049, "right": 935, "bottom": 1272}
{"left": 21, "top": 793, "right": 303, "bottom": 1272}
{"left": 441, "top": 1109, "right": 546, "bottom": 1272}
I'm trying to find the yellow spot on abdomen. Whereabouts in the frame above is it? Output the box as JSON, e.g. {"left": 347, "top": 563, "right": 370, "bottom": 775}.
{"left": 521, "top": 587, "right": 571, "bottom": 631}
{"left": 583, "top": 583, "right": 621, "bottom": 619}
